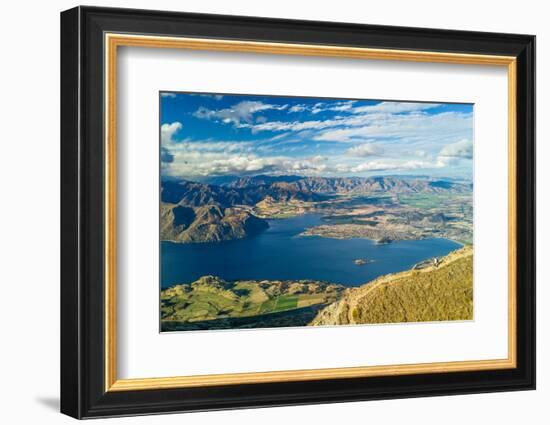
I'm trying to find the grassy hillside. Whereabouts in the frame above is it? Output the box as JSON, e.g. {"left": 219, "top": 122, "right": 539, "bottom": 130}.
{"left": 161, "top": 276, "right": 346, "bottom": 331}
{"left": 311, "top": 246, "right": 473, "bottom": 326}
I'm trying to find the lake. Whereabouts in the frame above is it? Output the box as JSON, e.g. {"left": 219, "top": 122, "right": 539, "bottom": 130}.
{"left": 161, "top": 214, "right": 461, "bottom": 289}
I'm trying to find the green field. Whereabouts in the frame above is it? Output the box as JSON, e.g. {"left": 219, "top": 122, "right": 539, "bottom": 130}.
{"left": 161, "top": 277, "right": 345, "bottom": 326}
{"left": 397, "top": 193, "right": 456, "bottom": 209}
{"left": 274, "top": 295, "right": 298, "bottom": 311}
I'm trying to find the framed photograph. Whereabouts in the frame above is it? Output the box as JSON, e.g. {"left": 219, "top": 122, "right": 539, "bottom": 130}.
{"left": 60, "top": 6, "right": 535, "bottom": 419}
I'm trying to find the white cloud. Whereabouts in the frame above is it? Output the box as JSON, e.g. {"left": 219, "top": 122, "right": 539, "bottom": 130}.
{"left": 193, "top": 100, "right": 459, "bottom": 145}
{"left": 256, "top": 116, "right": 268, "bottom": 124}
{"left": 160, "top": 132, "right": 333, "bottom": 177}
{"left": 438, "top": 139, "right": 473, "bottom": 159}
{"left": 329, "top": 101, "right": 357, "bottom": 112}
{"left": 310, "top": 103, "right": 323, "bottom": 114}
{"left": 189, "top": 141, "right": 253, "bottom": 153}
{"left": 346, "top": 143, "right": 384, "bottom": 157}
{"left": 162, "top": 99, "right": 473, "bottom": 178}
{"left": 287, "top": 100, "right": 357, "bottom": 115}
{"left": 351, "top": 102, "right": 439, "bottom": 114}
{"left": 160, "top": 134, "right": 463, "bottom": 178}
{"left": 160, "top": 92, "right": 177, "bottom": 98}
{"left": 242, "top": 105, "right": 471, "bottom": 148}
{"left": 163, "top": 151, "right": 333, "bottom": 177}
{"left": 250, "top": 117, "right": 342, "bottom": 133}
{"left": 161, "top": 122, "right": 182, "bottom": 144}
{"left": 313, "top": 111, "right": 472, "bottom": 143}
{"left": 289, "top": 104, "right": 307, "bottom": 113}
{"left": 194, "top": 101, "right": 288, "bottom": 126}
{"left": 350, "top": 159, "right": 442, "bottom": 173}
{"left": 415, "top": 150, "right": 429, "bottom": 158}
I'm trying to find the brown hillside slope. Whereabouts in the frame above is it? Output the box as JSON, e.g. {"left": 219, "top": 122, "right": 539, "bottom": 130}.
{"left": 311, "top": 246, "right": 473, "bottom": 326}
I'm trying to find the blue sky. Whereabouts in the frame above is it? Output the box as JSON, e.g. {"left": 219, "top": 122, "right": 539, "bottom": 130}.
{"left": 160, "top": 92, "right": 473, "bottom": 180}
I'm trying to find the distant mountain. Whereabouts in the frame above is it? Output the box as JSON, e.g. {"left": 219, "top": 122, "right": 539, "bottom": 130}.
{"left": 161, "top": 179, "right": 323, "bottom": 207}
{"left": 226, "top": 175, "right": 471, "bottom": 195}
{"left": 225, "top": 175, "right": 303, "bottom": 188}
{"left": 162, "top": 180, "right": 254, "bottom": 206}
{"left": 160, "top": 176, "right": 471, "bottom": 244}
{"left": 199, "top": 175, "right": 241, "bottom": 187}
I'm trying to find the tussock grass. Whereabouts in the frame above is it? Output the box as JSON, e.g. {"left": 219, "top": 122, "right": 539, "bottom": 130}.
{"left": 312, "top": 247, "right": 473, "bottom": 325}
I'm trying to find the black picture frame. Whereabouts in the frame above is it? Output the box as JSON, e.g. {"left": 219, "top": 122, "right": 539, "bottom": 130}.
{"left": 61, "top": 5, "right": 535, "bottom": 419}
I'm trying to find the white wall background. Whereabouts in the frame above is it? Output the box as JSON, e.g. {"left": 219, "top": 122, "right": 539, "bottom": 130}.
{"left": 0, "top": 0, "right": 545, "bottom": 423}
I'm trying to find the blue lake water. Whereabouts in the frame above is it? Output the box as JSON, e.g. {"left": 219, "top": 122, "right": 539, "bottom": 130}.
{"left": 161, "top": 214, "right": 461, "bottom": 289}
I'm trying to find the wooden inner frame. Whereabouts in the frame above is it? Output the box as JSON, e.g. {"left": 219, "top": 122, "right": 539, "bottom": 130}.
{"left": 104, "top": 33, "right": 518, "bottom": 392}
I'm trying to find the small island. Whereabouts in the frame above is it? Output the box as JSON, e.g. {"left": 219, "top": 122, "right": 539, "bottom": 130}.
{"left": 354, "top": 258, "right": 375, "bottom": 266}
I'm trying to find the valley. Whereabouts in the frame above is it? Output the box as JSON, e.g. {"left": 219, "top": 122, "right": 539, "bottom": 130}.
{"left": 160, "top": 174, "right": 473, "bottom": 330}
{"left": 160, "top": 175, "right": 472, "bottom": 245}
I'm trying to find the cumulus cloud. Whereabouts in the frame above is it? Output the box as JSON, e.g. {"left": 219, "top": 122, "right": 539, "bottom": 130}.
{"left": 161, "top": 135, "right": 461, "bottom": 178}
{"left": 350, "top": 159, "right": 442, "bottom": 173}
{"left": 161, "top": 122, "right": 182, "bottom": 144}
{"left": 163, "top": 151, "right": 333, "bottom": 177}
{"left": 162, "top": 139, "right": 451, "bottom": 177}
{"left": 193, "top": 101, "right": 288, "bottom": 126}
{"left": 160, "top": 133, "right": 333, "bottom": 177}
{"left": 346, "top": 143, "right": 384, "bottom": 157}
{"left": 438, "top": 139, "right": 473, "bottom": 159}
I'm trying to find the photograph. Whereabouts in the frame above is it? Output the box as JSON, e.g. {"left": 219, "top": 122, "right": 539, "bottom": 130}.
{"left": 159, "top": 92, "right": 474, "bottom": 332}
{"left": 55, "top": 4, "right": 536, "bottom": 420}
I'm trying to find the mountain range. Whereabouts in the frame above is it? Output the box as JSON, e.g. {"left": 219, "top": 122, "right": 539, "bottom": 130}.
{"left": 160, "top": 175, "right": 472, "bottom": 244}
{"left": 224, "top": 175, "right": 472, "bottom": 195}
